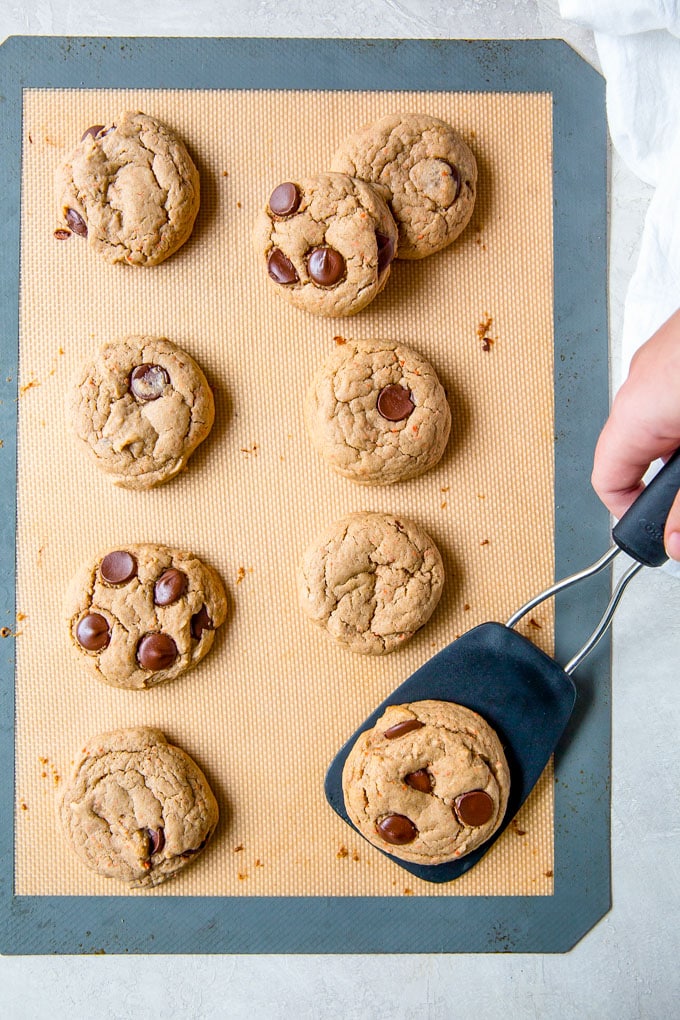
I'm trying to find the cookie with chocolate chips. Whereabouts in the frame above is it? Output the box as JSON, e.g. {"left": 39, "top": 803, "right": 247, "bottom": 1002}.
{"left": 342, "top": 700, "right": 510, "bottom": 865}
{"left": 303, "top": 338, "right": 451, "bottom": 484}
{"left": 330, "top": 113, "right": 477, "bottom": 259}
{"left": 297, "top": 512, "right": 444, "bottom": 655}
{"left": 70, "top": 336, "right": 215, "bottom": 490}
{"left": 65, "top": 543, "right": 227, "bottom": 689}
{"left": 55, "top": 110, "right": 200, "bottom": 266}
{"left": 58, "top": 727, "right": 218, "bottom": 887}
{"left": 252, "top": 172, "right": 398, "bottom": 316}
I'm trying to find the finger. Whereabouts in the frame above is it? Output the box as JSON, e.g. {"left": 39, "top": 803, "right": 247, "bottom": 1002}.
{"left": 591, "top": 413, "right": 658, "bottom": 517}
{"left": 664, "top": 490, "right": 680, "bottom": 560}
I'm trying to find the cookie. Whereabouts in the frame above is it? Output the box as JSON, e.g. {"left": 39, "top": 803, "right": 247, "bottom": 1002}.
{"left": 252, "top": 172, "right": 398, "bottom": 316}
{"left": 55, "top": 110, "right": 200, "bottom": 266}
{"left": 58, "top": 727, "right": 218, "bottom": 888}
{"left": 70, "top": 336, "right": 215, "bottom": 490}
{"left": 65, "top": 542, "right": 227, "bottom": 689}
{"left": 330, "top": 113, "right": 477, "bottom": 259}
{"left": 303, "top": 337, "right": 451, "bottom": 485}
{"left": 297, "top": 512, "right": 444, "bottom": 655}
{"left": 342, "top": 700, "right": 510, "bottom": 865}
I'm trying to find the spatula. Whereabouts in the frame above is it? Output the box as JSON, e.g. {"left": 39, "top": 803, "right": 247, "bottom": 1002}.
{"left": 324, "top": 450, "right": 680, "bottom": 881}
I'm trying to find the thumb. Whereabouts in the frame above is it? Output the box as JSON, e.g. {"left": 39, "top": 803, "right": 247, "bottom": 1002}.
{"left": 664, "top": 489, "right": 680, "bottom": 561}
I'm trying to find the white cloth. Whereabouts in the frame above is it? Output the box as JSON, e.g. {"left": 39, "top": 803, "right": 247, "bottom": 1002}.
{"left": 561, "top": 2, "right": 680, "bottom": 574}
{"left": 560, "top": 1, "right": 680, "bottom": 376}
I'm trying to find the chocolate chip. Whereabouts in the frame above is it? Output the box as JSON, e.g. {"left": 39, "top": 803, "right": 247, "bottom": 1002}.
{"left": 268, "top": 182, "right": 300, "bottom": 217}
{"left": 100, "top": 550, "right": 137, "bottom": 586}
{"left": 65, "top": 208, "right": 87, "bottom": 237}
{"left": 404, "top": 769, "right": 433, "bottom": 794}
{"left": 267, "top": 248, "right": 299, "bottom": 285}
{"left": 376, "top": 231, "right": 396, "bottom": 274}
{"left": 307, "top": 246, "right": 346, "bottom": 287}
{"left": 376, "top": 814, "right": 418, "bottom": 845}
{"left": 129, "top": 364, "right": 169, "bottom": 401}
{"left": 191, "top": 605, "right": 213, "bottom": 640}
{"left": 377, "top": 385, "right": 415, "bottom": 422}
{"left": 447, "top": 162, "right": 462, "bottom": 203}
{"left": 154, "top": 568, "right": 188, "bottom": 606}
{"left": 454, "top": 790, "right": 494, "bottom": 827}
{"left": 136, "top": 633, "right": 178, "bottom": 671}
{"left": 383, "top": 719, "right": 424, "bottom": 739}
{"left": 80, "top": 124, "right": 105, "bottom": 142}
{"left": 76, "top": 613, "right": 110, "bottom": 651}
{"left": 147, "top": 827, "right": 165, "bottom": 856}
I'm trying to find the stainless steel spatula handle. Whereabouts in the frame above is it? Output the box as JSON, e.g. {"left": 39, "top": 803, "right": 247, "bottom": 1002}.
{"left": 506, "top": 447, "right": 680, "bottom": 671}
{"left": 512, "top": 443, "right": 680, "bottom": 620}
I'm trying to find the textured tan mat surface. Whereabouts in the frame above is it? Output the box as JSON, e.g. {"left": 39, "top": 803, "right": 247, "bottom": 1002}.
{"left": 14, "top": 88, "right": 554, "bottom": 896}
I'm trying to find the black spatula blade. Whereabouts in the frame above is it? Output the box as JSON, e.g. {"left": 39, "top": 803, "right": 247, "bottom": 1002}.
{"left": 324, "top": 622, "right": 577, "bottom": 883}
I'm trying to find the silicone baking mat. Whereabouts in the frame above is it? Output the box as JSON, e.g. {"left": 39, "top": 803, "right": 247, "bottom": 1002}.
{"left": 0, "top": 38, "right": 610, "bottom": 953}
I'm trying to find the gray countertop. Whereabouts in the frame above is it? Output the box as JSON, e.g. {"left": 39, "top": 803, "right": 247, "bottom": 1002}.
{"left": 1, "top": 2, "right": 678, "bottom": 1017}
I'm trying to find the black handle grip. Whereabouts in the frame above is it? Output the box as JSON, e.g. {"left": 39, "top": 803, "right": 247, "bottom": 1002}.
{"left": 612, "top": 448, "right": 680, "bottom": 566}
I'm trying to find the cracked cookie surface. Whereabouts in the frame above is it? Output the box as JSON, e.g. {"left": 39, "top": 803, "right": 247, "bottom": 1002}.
{"left": 330, "top": 113, "right": 477, "bottom": 259}
{"left": 59, "top": 726, "right": 219, "bottom": 888}
{"left": 297, "top": 512, "right": 444, "bottom": 655}
{"left": 65, "top": 542, "right": 227, "bottom": 689}
{"left": 252, "top": 172, "right": 398, "bottom": 316}
{"left": 71, "top": 335, "right": 215, "bottom": 490}
{"left": 56, "top": 110, "right": 200, "bottom": 266}
{"left": 342, "top": 700, "right": 510, "bottom": 865}
{"left": 304, "top": 337, "right": 451, "bottom": 485}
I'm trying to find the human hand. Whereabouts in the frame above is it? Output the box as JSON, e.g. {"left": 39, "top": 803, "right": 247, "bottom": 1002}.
{"left": 592, "top": 308, "right": 680, "bottom": 559}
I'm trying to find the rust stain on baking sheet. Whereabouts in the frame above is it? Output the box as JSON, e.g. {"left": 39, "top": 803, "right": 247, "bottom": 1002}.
{"left": 0, "top": 625, "right": 22, "bottom": 638}
{"left": 48, "top": 347, "right": 65, "bottom": 375}
{"left": 477, "top": 314, "right": 495, "bottom": 351}
{"left": 38, "top": 756, "right": 60, "bottom": 786}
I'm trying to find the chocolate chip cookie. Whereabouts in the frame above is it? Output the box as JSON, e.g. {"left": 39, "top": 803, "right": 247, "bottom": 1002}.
{"left": 330, "top": 113, "right": 477, "bottom": 259}
{"left": 55, "top": 110, "right": 200, "bottom": 266}
{"left": 70, "top": 336, "right": 215, "bottom": 490}
{"left": 58, "top": 726, "right": 219, "bottom": 887}
{"left": 342, "top": 700, "right": 510, "bottom": 865}
{"left": 65, "top": 543, "right": 227, "bottom": 689}
{"left": 252, "top": 172, "right": 398, "bottom": 316}
{"left": 297, "top": 512, "right": 444, "bottom": 655}
{"left": 303, "top": 337, "right": 451, "bottom": 485}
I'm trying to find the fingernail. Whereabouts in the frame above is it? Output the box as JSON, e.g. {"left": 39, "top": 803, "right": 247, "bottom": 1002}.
{"left": 666, "top": 531, "right": 680, "bottom": 561}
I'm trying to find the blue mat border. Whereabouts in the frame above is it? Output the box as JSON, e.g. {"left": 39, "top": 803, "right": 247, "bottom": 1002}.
{"left": 0, "top": 37, "right": 610, "bottom": 954}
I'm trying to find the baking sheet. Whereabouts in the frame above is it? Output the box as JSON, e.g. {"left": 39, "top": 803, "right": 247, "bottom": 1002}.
{"left": 16, "top": 84, "right": 555, "bottom": 899}
{"left": 0, "top": 38, "right": 610, "bottom": 953}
